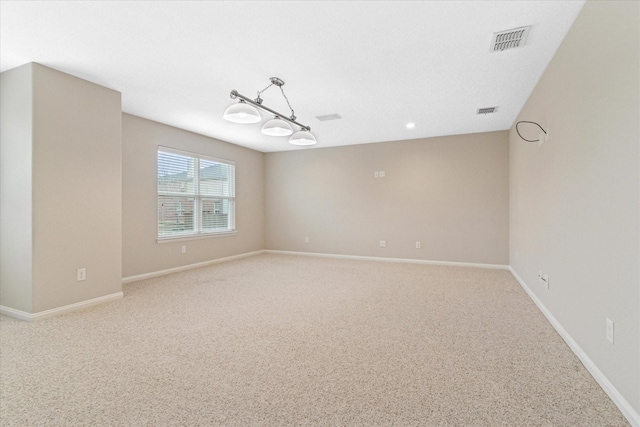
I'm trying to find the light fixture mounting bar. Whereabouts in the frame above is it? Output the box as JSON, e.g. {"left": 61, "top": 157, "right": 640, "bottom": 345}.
{"left": 270, "top": 77, "right": 285, "bottom": 87}
{"left": 230, "top": 89, "right": 311, "bottom": 132}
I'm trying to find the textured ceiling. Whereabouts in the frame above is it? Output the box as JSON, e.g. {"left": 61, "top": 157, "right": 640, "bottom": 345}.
{"left": 0, "top": 1, "right": 586, "bottom": 152}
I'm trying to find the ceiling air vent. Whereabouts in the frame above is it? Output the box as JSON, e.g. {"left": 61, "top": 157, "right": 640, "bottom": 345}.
{"left": 477, "top": 106, "right": 498, "bottom": 115}
{"left": 490, "top": 26, "right": 531, "bottom": 52}
{"left": 315, "top": 113, "right": 342, "bottom": 121}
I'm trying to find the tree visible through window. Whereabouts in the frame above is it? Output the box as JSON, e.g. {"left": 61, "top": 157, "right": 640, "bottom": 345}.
{"left": 157, "top": 148, "right": 235, "bottom": 238}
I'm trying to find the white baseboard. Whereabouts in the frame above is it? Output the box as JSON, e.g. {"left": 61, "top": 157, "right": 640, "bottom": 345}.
{"left": 122, "top": 250, "right": 266, "bottom": 284}
{"left": 509, "top": 267, "right": 639, "bottom": 427}
{"left": 0, "top": 292, "right": 124, "bottom": 322}
{"left": 265, "top": 250, "right": 510, "bottom": 270}
{"left": 122, "top": 249, "right": 506, "bottom": 284}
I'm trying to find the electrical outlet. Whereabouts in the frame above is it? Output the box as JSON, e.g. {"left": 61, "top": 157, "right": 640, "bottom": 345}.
{"left": 606, "top": 318, "right": 614, "bottom": 344}
{"left": 379, "top": 171, "right": 385, "bottom": 178}
{"left": 304, "top": 236, "right": 309, "bottom": 244}
{"left": 76, "top": 268, "right": 86, "bottom": 281}
{"left": 537, "top": 270, "right": 549, "bottom": 289}
{"left": 181, "top": 245, "right": 187, "bottom": 254}
{"left": 379, "top": 240, "right": 386, "bottom": 248}
{"left": 416, "top": 241, "right": 421, "bottom": 249}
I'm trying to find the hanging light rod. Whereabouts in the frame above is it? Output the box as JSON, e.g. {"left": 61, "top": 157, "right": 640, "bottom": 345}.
{"left": 224, "top": 77, "right": 316, "bottom": 146}
{"left": 230, "top": 90, "right": 311, "bottom": 132}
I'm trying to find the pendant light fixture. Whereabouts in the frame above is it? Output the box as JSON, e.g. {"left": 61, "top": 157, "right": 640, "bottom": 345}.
{"left": 262, "top": 117, "right": 293, "bottom": 136}
{"left": 224, "top": 77, "right": 316, "bottom": 146}
{"left": 289, "top": 130, "right": 317, "bottom": 146}
{"left": 223, "top": 100, "right": 261, "bottom": 123}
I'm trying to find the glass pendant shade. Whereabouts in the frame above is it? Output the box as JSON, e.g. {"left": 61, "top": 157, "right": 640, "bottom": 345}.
{"left": 262, "top": 117, "right": 293, "bottom": 136}
{"left": 223, "top": 102, "right": 261, "bottom": 123}
{"left": 289, "top": 130, "right": 317, "bottom": 146}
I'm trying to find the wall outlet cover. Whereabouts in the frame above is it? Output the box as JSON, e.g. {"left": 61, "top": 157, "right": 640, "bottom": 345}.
{"left": 606, "top": 318, "right": 614, "bottom": 344}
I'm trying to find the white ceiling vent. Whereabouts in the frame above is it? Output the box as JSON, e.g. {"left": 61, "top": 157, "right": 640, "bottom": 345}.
{"left": 490, "top": 26, "right": 531, "bottom": 52}
{"left": 477, "top": 106, "right": 498, "bottom": 115}
{"left": 315, "top": 113, "right": 342, "bottom": 121}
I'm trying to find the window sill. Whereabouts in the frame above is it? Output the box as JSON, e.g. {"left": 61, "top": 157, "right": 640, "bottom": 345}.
{"left": 156, "top": 231, "right": 237, "bottom": 244}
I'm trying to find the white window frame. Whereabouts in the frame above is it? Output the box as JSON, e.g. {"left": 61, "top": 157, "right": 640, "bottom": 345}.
{"left": 157, "top": 146, "right": 236, "bottom": 242}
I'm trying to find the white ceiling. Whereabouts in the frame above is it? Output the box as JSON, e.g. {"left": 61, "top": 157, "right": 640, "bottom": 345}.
{"left": 0, "top": 1, "right": 585, "bottom": 153}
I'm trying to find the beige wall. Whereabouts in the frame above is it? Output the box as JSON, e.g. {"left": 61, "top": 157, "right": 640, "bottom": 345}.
{"left": 509, "top": 0, "right": 639, "bottom": 416}
{"left": 265, "top": 131, "right": 509, "bottom": 265}
{"left": 31, "top": 64, "right": 123, "bottom": 313}
{"left": 122, "top": 114, "right": 264, "bottom": 278}
{"left": 0, "top": 63, "right": 123, "bottom": 314}
{"left": 0, "top": 64, "right": 34, "bottom": 312}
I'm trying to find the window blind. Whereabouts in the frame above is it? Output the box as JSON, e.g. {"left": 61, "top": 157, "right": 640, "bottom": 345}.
{"left": 157, "top": 147, "right": 235, "bottom": 239}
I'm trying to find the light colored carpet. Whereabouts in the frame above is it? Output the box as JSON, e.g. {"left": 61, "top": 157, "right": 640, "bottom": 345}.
{"left": 0, "top": 254, "right": 629, "bottom": 426}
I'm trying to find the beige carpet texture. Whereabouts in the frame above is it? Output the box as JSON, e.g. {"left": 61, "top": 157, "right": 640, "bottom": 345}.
{"left": 0, "top": 254, "right": 629, "bottom": 426}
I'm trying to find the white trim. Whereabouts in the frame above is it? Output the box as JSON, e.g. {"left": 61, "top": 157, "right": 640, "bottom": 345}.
{"left": 156, "top": 230, "right": 237, "bottom": 244}
{"left": 158, "top": 145, "right": 235, "bottom": 166}
{"left": 265, "top": 250, "right": 510, "bottom": 270}
{"left": 123, "top": 249, "right": 506, "bottom": 285}
{"left": 122, "top": 250, "right": 266, "bottom": 284}
{"left": 0, "top": 292, "right": 124, "bottom": 322}
{"left": 509, "top": 267, "right": 640, "bottom": 427}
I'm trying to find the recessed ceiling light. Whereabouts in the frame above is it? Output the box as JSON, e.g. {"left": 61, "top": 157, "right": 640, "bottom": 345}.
{"left": 406, "top": 122, "right": 416, "bottom": 129}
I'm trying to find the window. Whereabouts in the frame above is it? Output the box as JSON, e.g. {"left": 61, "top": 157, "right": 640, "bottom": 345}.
{"left": 157, "top": 147, "right": 235, "bottom": 239}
